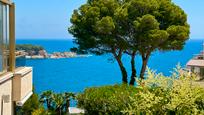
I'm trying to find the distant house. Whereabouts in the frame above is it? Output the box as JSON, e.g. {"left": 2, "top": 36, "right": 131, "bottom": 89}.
{"left": 0, "top": 0, "right": 33, "bottom": 115}
{"left": 187, "top": 44, "right": 204, "bottom": 80}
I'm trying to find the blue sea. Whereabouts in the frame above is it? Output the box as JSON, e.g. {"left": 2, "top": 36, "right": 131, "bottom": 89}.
{"left": 16, "top": 39, "right": 203, "bottom": 104}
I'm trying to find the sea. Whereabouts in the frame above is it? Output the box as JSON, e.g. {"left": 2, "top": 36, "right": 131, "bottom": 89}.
{"left": 16, "top": 39, "right": 203, "bottom": 105}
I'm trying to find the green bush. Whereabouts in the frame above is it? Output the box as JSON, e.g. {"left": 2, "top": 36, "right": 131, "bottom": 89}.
{"left": 31, "top": 107, "right": 52, "bottom": 115}
{"left": 77, "top": 84, "right": 138, "bottom": 115}
{"left": 123, "top": 67, "right": 204, "bottom": 115}
{"left": 77, "top": 66, "right": 204, "bottom": 115}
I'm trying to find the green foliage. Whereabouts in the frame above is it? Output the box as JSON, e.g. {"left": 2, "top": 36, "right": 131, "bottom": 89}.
{"left": 123, "top": 67, "right": 204, "bottom": 115}
{"left": 77, "top": 67, "right": 204, "bottom": 115}
{"left": 40, "top": 90, "right": 53, "bottom": 110}
{"left": 21, "top": 93, "right": 40, "bottom": 115}
{"left": 17, "top": 90, "right": 75, "bottom": 115}
{"left": 77, "top": 84, "right": 138, "bottom": 115}
{"left": 31, "top": 107, "right": 52, "bottom": 115}
{"left": 16, "top": 44, "right": 44, "bottom": 52}
{"left": 39, "top": 91, "right": 75, "bottom": 115}
{"left": 69, "top": 0, "right": 126, "bottom": 54}
{"left": 69, "top": 0, "right": 190, "bottom": 84}
{"left": 69, "top": 0, "right": 132, "bottom": 84}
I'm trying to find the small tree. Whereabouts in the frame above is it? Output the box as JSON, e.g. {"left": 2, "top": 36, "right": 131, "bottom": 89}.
{"left": 39, "top": 90, "right": 54, "bottom": 110}
{"left": 39, "top": 91, "right": 75, "bottom": 115}
{"left": 63, "top": 92, "right": 75, "bottom": 114}
{"left": 52, "top": 94, "right": 64, "bottom": 115}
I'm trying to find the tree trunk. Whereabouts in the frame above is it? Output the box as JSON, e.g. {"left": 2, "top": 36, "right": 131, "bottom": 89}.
{"left": 47, "top": 100, "right": 51, "bottom": 110}
{"left": 112, "top": 48, "right": 128, "bottom": 84}
{"left": 56, "top": 107, "right": 62, "bottom": 115}
{"left": 139, "top": 55, "right": 150, "bottom": 79}
{"left": 129, "top": 52, "right": 136, "bottom": 85}
{"left": 115, "top": 57, "right": 128, "bottom": 84}
{"left": 65, "top": 100, "right": 70, "bottom": 115}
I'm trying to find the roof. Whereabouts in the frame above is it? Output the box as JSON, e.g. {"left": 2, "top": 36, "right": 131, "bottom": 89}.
{"left": 0, "top": 0, "right": 13, "bottom": 5}
{"left": 187, "top": 59, "right": 204, "bottom": 67}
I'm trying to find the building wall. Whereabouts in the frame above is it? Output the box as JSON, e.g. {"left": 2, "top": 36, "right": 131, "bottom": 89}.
{"left": 0, "top": 73, "right": 13, "bottom": 115}
{"left": 13, "top": 67, "right": 33, "bottom": 102}
{"left": 20, "top": 70, "right": 32, "bottom": 100}
{"left": 187, "top": 66, "right": 204, "bottom": 80}
{"left": 0, "top": 67, "right": 33, "bottom": 115}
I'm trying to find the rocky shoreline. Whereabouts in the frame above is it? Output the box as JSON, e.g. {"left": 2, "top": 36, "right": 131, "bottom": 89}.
{"left": 16, "top": 50, "right": 92, "bottom": 59}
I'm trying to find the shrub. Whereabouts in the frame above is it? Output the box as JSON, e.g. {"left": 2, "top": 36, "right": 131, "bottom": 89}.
{"left": 77, "top": 84, "right": 138, "bottom": 115}
{"left": 31, "top": 107, "right": 52, "bottom": 115}
{"left": 123, "top": 66, "right": 204, "bottom": 115}
{"left": 77, "top": 66, "right": 204, "bottom": 115}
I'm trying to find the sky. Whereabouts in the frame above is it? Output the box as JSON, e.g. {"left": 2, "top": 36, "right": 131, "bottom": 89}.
{"left": 14, "top": 0, "right": 204, "bottom": 40}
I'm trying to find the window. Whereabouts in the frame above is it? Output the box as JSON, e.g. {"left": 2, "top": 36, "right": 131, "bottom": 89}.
{"left": 0, "top": 2, "right": 9, "bottom": 74}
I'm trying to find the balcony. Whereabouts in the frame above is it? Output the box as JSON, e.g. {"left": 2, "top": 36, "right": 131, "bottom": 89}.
{"left": 13, "top": 67, "right": 33, "bottom": 106}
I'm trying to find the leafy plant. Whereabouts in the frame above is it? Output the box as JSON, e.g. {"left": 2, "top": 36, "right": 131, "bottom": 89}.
{"left": 77, "top": 84, "right": 138, "bottom": 115}
{"left": 77, "top": 66, "right": 204, "bottom": 115}
{"left": 39, "top": 91, "right": 75, "bottom": 115}
{"left": 123, "top": 67, "right": 204, "bottom": 115}
{"left": 40, "top": 90, "right": 54, "bottom": 110}
{"left": 31, "top": 107, "right": 52, "bottom": 115}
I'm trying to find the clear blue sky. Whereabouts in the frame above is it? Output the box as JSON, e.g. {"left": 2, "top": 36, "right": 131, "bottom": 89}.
{"left": 14, "top": 0, "right": 204, "bottom": 40}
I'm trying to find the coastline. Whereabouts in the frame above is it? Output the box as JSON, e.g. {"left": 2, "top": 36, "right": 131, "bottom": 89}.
{"left": 16, "top": 50, "right": 92, "bottom": 59}
{"left": 25, "top": 54, "right": 92, "bottom": 59}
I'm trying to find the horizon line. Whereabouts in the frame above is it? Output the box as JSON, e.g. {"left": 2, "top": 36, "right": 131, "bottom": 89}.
{"left": 16, "top": 38, "right": 203, "bottom": 40}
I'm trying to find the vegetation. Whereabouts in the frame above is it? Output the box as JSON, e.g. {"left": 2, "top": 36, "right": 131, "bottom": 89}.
{"left": 17, "top": 90, "right": 75, "bottom": 115}
{"left": 39, "top": 91, "right": 75, "bottom": 115}
{"left": 69, "top": 0, "right": 190, "bottom": 85}
{"left": 31, "top": 108, "right": 50, "bottom": 115}
{"left": 77, "top": 67, "right": 204, "bottom": 115}
{"left": 16, "top": 88, "right": 41, "bottom": 115}
{"left": 16, "top": 44, "right": 44, "bottom": 55}
{"left": 77, "top": 85, "right": 138, "bottom": 115}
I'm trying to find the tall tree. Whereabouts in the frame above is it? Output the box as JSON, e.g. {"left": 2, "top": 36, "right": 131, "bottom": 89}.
{"left": 69, "top": 0, "right": 190, "bottom": 85}
{"left": 69, "top": 0, "right": 129, "bottom": 83}
{"left": 125, "top": 0, "right": 190, "bottom": 82}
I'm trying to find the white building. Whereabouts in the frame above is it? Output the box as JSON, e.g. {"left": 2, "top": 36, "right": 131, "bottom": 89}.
{"left": 187, "top": 43, "right": 204, "bottom": 80}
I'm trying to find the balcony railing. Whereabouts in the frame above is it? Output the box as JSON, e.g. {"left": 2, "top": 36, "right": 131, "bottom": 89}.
{"left": 13, "top": 67, "right": 33, "bottom": 106}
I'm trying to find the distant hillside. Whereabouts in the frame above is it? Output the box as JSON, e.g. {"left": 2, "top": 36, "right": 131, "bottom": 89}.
{"left": 16, "top": 44, "right": 44, "bottom": 52}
